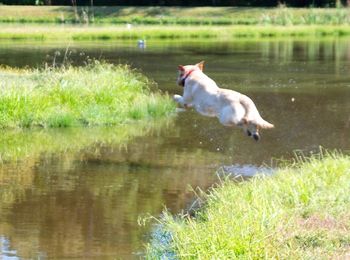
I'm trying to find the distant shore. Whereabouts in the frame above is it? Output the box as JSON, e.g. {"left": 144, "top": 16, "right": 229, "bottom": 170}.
{"left": 1, "top": 24, "right": 350, "bottom": 41}
{"left": 0, "top": 6, "right": 350, "bottom": 26}
{"left": 1, "top": 6, "right": 350, "bottom": 40}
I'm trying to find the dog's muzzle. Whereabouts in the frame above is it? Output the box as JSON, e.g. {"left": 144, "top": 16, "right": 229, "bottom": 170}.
{"left": 179, "top": 69, "right": 196, "bottom": 87}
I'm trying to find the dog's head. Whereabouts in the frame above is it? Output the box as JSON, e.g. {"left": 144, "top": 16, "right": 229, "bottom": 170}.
{"left": 177, "top": 61, "right": 205, "bottom": 86}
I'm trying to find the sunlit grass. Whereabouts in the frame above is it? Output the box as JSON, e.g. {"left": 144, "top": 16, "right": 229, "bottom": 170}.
{"left": 1, "top": 25, "right": 350, "bottom": 41}
{"left": 147, "top": 151, "right": 350, "bottom": 259}
{"left": 0, "top": 6, "right": 350, "bottom": 26}
{"left": 0, "top": 61, "right": 175, "bottom": 129}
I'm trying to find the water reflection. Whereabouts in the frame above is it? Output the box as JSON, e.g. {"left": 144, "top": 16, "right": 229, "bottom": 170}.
{"left": 0, "top": 118, "right": 228, "bottom": 258}
{"left": 0, "top": 236, "right": 19, "bottom": 259}
{"left": 1, "top": 39, "right": 350, "bottom": 66}
{"left": 0, "top": 119, "right": 172, "bottom": 162}
{"left": 0, "top": 39, "right": 349, "bottom": 258}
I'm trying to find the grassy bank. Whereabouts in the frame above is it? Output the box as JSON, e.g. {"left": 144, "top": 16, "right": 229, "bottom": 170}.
{"left": 2, "top": 24, "right": 350, "bottom": 41}
{"left": 0, "top": 62, "right": 175, "bottom": 129}
{"left": 147, "top": 152, "right": 350, "bottom": 259}
{"left": 0, "top": 6, "right": 350, "bottom": 26}
{"left": 1, "top": 6, "right": 350, "bottom": 40}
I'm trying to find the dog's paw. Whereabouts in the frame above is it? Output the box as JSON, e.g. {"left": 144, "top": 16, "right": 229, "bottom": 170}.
{"left": 253, "top": 133, "right": 260, "bottom": 141}
{"left": 173, "top": 94, "right": 182, "bottom": 102}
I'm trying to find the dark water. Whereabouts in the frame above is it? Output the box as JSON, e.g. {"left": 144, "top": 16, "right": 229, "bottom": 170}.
{"left": 0, "top": 39, "right": 349, "bottom": 259}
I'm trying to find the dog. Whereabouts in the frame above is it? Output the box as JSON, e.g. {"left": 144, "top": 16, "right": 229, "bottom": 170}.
{"left": 173, "top": 61, "right": 274, "bottom": 141}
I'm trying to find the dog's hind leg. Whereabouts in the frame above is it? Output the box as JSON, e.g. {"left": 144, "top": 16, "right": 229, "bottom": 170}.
{"left": 245, "top": 122, "right": 261, "bottom": 141}
{"left": 237, "top": 117, "right": 252, "bottom": 136}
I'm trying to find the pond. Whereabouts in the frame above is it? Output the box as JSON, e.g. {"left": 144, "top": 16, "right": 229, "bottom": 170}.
{"left": 0, "top": 39, "right": 349, "bottom": 258}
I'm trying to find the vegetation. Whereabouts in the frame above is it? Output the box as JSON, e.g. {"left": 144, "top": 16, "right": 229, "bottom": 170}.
{"left": 0, "top": 0, "right": 348, "bottom": 8}
{"left": 0, "top": 6, "right": 350, "bottom": 25}
{"left": 1, "top": 7, "right": 350, "bottom": 40}
{"left": 0, "top": 61, "right": 175, "bottom": 129}
{"left": 147, "top": 151, "right": 350, "bottom": 259}
{"left": 2, "top": 24, "right": 350, "bottom": 41}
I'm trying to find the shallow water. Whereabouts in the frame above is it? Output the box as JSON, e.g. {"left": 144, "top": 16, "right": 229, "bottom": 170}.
{"left": 0, "top": 39, "right": 349, "bottom": 258}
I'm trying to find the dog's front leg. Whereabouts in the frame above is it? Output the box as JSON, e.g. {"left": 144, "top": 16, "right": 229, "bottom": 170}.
{"left": 173, "top": 94, "right": 192, "bottom": 108}
{"left": 173, "top": 94, "right": 185, "bottom": 105}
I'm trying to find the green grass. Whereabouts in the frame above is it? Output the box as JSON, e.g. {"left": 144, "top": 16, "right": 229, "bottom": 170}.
{"left": 1, "top": 6, "right": 350, "bottom": 41}
{"left": 147, "top": 151, "right": 350, "bottom": 259}
{"left": 1, "top": 6, "right": 350, "bottom": 26}
{"left": 0, "top": 61, "right": 175, "bottom": 129}
{"left": 1, "top": 6, "right": 350, "bottom": 40}
{"left": 1, "top": 24, "right": 350, "bottom": 41}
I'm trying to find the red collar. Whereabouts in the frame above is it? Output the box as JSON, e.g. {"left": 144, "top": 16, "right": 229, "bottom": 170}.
{"left": 179, "top": 69, "right": 196, "bottom": 87}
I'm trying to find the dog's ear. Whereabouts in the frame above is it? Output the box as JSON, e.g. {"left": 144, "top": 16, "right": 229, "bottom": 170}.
{"left": 196, "top": 61, "right": 205, "bottom": 71}
{"left": 178, "top": 65, "right": 185, "bottom": 71}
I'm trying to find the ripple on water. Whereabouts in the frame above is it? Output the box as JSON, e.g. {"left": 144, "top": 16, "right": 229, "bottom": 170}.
{"left": 220, "top": 164, "right": 274, "bottom": 178}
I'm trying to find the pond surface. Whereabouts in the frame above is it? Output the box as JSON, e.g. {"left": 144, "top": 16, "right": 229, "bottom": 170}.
{"left": 0, "top": 39, "right": 349, "bottom": 259}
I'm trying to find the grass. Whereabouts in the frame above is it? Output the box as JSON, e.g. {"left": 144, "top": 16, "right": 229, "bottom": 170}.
{"left": 2, "top": 24, "right": 350, "bottom": 41}
{"left": 0, "top": 6, "right": 350, "bottom": 41}
{"left": 147, "top": 151, "right": 350, "bottom": 259}
{"left": 0, "top": 61, "right": 175, "bottom": 129}
{"left": 1, "top": 6, "right": 350, "bottom": 40}
{"left": 0, "top": 6, "right": 350, "bottom": 26}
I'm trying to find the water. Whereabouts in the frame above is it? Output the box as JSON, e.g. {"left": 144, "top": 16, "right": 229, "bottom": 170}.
{"left": 0, "top": 39, "right": 349, "bottom": 259}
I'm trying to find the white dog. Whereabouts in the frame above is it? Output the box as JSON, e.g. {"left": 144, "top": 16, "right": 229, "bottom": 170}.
{"left": 173, "top": 61, "right": 274, "bottom": 141}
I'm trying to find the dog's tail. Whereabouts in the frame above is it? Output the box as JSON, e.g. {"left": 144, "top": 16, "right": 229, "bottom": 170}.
{"left": 255, "top": 118, "right": 274, "bottom": 129}
{"left": 239, "top": 95, "right": 274, "bottom": 129}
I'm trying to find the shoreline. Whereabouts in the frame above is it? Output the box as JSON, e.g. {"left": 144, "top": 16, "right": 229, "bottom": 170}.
{"left": 1, "top": 24, "right": 350, "bottom": 41}
{"left": 147, "top": 152, "right": 350, "bottom": 258}
{"left": 0, "top": 6, "right": 350, "bottom": 26}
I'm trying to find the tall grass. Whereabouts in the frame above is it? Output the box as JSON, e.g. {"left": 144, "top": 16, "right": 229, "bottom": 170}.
{"left": 0, "top": 61, "right": 175, "bottom": 129}
{"left": 147, "top": 151, "right": 350, "bottom": 259}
